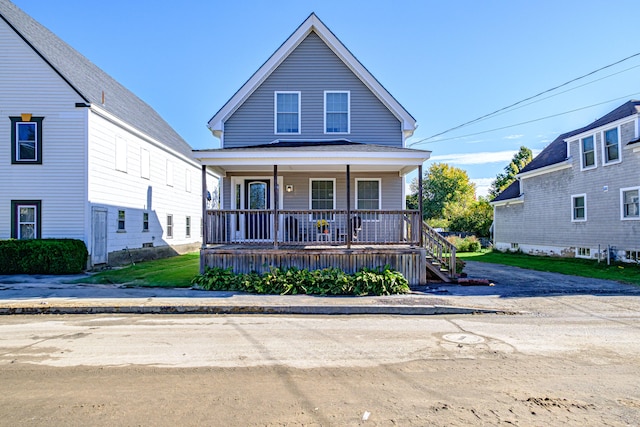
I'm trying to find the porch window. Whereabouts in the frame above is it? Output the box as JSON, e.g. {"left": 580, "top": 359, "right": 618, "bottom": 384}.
{"left": 580, "top": 135, "right": 595, "bottom": 169}
{"left": 11, "top": 200, "right": 41, "bottom": 239}
{"left": 603, "top": 127, "right": 620, "bottom": 164}
{"left": 325, "top": 91, "right": 349, "bottom": 133}
{"left": 310, "top": 179, "right": 335, "bottom": 220}
{"left": 356, "top": 178, "right": 381, "bottom": 220}
{"left": 11, "top": 117, "right": 43, "bottom": 164}
{"left": 621, "top": 187, "right": 639, "bottom": 219}
{"left": 275, "top": 91, "right": 300, "bottom": 134}
{"left": 571, "top": 194, "right": 586, "bottom": 221}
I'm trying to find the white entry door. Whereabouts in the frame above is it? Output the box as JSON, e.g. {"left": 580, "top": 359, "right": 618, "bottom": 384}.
{"left": 92, "top": 208, "right": 108, "bottom": 265}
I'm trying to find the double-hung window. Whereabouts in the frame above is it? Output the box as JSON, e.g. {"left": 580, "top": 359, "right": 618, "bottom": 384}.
{"left": 621, "top": 187, "right": 639, "bottom": 220}
{"left": 325, "top": 91, "right": 350, "bottom": 133}
{"left": 117, "top": 210, "right": 126, "bottom": 231}
{"left": 166, "top": 214, "right": 174, "bottom": 238}
{"left": 275, "top": 91, "right": 300, "bottom": 134}
{"left": 11, "top": 200, "right": 41, "bottom": 239}
{"left": 11, "top": 117, "right": 43, "bottom": 164}
{"left": 310, "top": 179, "right": 335, "bottom": 221}
{"left": 580, "top": 135, "right": 595, "bottom": 169}
{"left": 356, "top": 179, "right": 381, "bottom": 221}
{"left": 571, "top": 194, "right": 586, "bottom": 222}
{"left": 603, "top": 127, "right": 620, "bottom": 164}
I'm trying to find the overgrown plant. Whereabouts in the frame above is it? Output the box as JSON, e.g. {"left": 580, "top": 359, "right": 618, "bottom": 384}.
{"left": 191, "top": 266, "right": 410, "bottom": 296}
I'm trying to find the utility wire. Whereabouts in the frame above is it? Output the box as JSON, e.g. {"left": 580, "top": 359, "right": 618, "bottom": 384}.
{"left": 408, "top": 51, "right": 640, "bottom": 147}
{"left": 416, "top": 92, "right": 640, "bottom": 144}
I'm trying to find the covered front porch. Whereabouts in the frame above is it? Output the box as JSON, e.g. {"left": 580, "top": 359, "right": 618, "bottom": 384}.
{"left": 194, "top": 141, "right": 456, "bottom": 283}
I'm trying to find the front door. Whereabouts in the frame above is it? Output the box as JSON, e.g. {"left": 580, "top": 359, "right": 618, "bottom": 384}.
{"left": 245, "top": 180, "right": 270, "bottom": 240}
{"left": 91, "top": 208, "right": 108, "bottom": 265}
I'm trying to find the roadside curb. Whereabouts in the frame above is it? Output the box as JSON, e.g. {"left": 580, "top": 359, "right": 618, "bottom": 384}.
{"left": 0, "top": 304, "right": 502, "bottom": 316}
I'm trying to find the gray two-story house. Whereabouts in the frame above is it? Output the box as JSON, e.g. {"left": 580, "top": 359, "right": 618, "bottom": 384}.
{"left": 492, "top": 100, "right": 640, "bottom": 262}
{"left": 194, "top": 13, "right": 456, "bottom": 283}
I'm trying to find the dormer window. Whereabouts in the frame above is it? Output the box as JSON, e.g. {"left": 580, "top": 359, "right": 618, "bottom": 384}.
{"left": 275, "top": 91, "right": 300, "bottom": 134}
{"left": 603, "top": 127, "right": 620, "bottom": 164}
{"left": 325, "top": 91, "right": 350, "bottom": 133}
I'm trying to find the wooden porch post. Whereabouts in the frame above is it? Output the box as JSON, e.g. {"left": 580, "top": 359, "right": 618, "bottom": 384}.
{"left": 418, "top": 164, "right": 424, "bottom": 247}
{"left": 273, "top": 165, "right": 279, "bottom": 249}
{"left": 346, "top": 164, "right": 351, "bottom": 249}
{"left": 202, "top": 165, "right": 208, "bottom": 246}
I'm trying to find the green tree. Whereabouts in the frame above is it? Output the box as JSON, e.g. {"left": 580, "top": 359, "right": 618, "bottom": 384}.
{"left": 412, "top": 163, "right": 476, "bottom": 221}
{"left": 448, "top": 197, "right": 493, "bottom": 237}
{"left": 488, "top": 146, "right": 533, "bottom": 200}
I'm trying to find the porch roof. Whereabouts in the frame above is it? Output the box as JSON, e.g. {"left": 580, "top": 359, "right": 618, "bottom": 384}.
{"left": 193, "top": 141, "right": 431, "bottom": 176}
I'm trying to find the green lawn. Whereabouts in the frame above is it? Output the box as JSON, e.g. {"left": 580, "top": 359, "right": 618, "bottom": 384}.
{"left": 458, "top": 250, "right": 640, "bottom": 286}
{"left": 76, "top": 252, "right": 200, "bottom": 288}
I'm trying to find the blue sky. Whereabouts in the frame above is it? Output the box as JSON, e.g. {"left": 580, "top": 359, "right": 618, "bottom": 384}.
{"left": 12, "top": 0, "right": 640, "bottom": 196}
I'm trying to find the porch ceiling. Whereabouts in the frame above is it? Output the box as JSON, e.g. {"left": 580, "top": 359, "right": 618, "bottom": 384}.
{"left": 193, "top": 143, "right": 431, "bottom": 176}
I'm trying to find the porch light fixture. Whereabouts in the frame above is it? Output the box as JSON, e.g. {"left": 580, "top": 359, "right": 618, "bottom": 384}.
{"left": 285, "top": 184, "right": 294, "bottom": 193}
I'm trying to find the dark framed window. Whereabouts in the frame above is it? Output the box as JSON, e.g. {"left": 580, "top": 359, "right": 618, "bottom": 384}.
{"left": 142, "top": 212, "right": 149, "bottom": 231}
{"left": 11, "top": 117, "right": 43, "bottom": 164}
{"left": 185, "top": 216, "right": 191, "bottom": 238}
{"left": 11, "top": 200, "right": 41, "bottom": 239}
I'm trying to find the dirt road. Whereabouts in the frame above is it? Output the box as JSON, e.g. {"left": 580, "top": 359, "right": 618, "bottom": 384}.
{"left": 1, "top": 309, "right": 639, "bottom": 426}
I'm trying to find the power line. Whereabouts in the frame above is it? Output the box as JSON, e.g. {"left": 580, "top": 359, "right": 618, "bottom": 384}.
{"left": 416, "top": 92, "right": 640, "bottom": 144}
{"left": 408, "top": 51, "right": 640, "bottom": 147}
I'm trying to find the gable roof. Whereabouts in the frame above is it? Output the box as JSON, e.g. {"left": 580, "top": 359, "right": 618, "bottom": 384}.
{"left": 491, "top": 180, "right": 521, "bottom": 203}
{"left": 207, "top": 13, "right": 417, "bottom": 140}
{"left": 519, "top": 100, "right": 640, "bottom": 175}
{"left": 0, "top": 0, "right": 193, "bottom": 159}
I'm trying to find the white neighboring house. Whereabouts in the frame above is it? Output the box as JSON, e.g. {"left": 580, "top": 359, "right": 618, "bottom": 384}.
{"left": 0, "top": 0, "right": 217, "bottom": 266}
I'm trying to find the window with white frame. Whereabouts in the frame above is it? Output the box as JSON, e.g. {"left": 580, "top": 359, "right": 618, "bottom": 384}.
{"left": 11, "top": 117, "right": 43, "bottom": 164}
{"left": 310, "top": 179, "right": 335, "bottom": 221}
{"left": 356, "top": 179, "right": 381, "bottom": 221}
{"left": 580, "top": 135, "right": 596, "bottom": 169}
{"left": 140, "top": 148, "right": 150, "bottom": 179}
{"left": 577, "top": 247, "right": 591, "bottom": 258}
{"left": 325, "top": 91, "right": 350, "bottom": 133}
{"left": 166, "top": 214, "right": 173, "bottom": 238}
{"left": 117, "top": 210, "right": 126, "bottom": 231}
{"left": 11, "top": 200, "right": 41, "bottom": 239}
{"left": 115, "top": 136, "right": 127, "bottom": 172}
{"left": 621, "top": 187, "right": 639, "bottom": 219}
{"left": 603, "top": 127, "right": 620, "bottom": 164}
{"left": 275, "top": 91, "right": 300, "bottom": 134}
{"left": 572, "top": 194, "right": 586, "bottom": 221}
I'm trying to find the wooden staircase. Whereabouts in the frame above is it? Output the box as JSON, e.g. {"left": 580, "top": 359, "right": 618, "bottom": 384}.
{"left": 421, "top": 221, "right": 457, "bottom": 282}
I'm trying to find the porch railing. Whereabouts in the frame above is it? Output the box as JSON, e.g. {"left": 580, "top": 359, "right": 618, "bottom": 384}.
{"left": 422, "top": 221, "right": 457, "bottom": 279}
{"left": 204, "top": 209, "right": 421, "bottom": 246}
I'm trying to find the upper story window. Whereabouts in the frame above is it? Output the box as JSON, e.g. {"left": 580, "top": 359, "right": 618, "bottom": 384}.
{"left": 621, "top": 187, "right": 639, "bottom": 220}
{"left": 571, "top": 194, "right": 586, "bottom": 222}
{"left": 603, "top": 127, "right": 620, "bottom": 165}
{"left": 325, "top": 91, "right": 350, "bottom": 133}
{"left": 580, "top": 135, "right": 596, "bottom": 169}
{"left": 275, "top": 91, "right": 300, "bottom": 134}
{"left": 10, "top": 116, "right": 43, "bottom": 164}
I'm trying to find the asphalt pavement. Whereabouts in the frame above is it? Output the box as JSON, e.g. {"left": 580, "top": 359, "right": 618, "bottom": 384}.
{"left": 0, "top": 261, "right": 638, "bottom": 315}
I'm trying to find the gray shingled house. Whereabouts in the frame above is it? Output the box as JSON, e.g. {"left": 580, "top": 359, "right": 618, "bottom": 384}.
{"left": 193, "top": 13, "right": 457, "bottom": 283}
{"left": 492, "top": 100, "right": 640, "bottom": 262}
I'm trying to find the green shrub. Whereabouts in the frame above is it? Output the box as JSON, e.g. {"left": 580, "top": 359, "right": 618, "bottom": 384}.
{"left": 191, "top": 265, "right": 410, "bottom": 296}
{"left": 446, "top": 235, "right": 481, "bottom": 253}
{"left": 0, "top": 239, "right": 88, "bottom": 274}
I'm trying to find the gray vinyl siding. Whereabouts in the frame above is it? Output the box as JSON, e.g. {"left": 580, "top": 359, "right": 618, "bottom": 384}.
{"left": 223, "top": 32, "right": 402, "bottom": 147}
{"left": 494, "top": 118, "right": 640, "bottom": 255}
{"left": 223, "top": 172, "right": 403, "bottom": 210}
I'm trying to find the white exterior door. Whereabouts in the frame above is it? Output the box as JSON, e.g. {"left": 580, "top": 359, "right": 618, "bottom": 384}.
{"left": 92, "top": 208, "right": 108, "bottom": 265}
